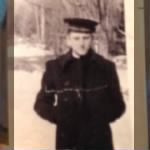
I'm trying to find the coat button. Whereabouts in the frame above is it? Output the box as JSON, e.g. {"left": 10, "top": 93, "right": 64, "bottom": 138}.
{"left": 60, "top": 132, "right": 65, "bottom": 137}
{"left": 63, "top": 97, "right": 68, "bottom": 102}
{"left": 64, "top": 80, "right": 70, "bottom": 86}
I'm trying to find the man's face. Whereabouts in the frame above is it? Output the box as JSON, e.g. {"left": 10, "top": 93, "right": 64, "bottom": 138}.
{"left": 66, "top": 32, "right": 93, "bottom": 57}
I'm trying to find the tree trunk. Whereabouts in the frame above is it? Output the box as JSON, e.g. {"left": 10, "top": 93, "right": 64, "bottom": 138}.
{"left": 40, "top": 6, "right": 45, "bottom": 44}
{"left": 97, "top": 0, "right": 109, "bottom": 57}
{"left": 33, "top": 5, "right": 41, "bottom": 41}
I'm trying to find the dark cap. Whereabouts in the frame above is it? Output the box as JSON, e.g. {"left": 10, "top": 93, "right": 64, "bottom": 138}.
{"left": 64, "top": 18, "right": 98, "bottom": 33}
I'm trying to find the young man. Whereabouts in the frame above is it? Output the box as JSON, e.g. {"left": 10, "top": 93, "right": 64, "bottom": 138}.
{"left": 34, "top": 18, "right": 125, "bottom": 150}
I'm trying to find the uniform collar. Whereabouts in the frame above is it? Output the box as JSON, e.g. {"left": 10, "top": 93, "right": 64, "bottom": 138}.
{"left": 60, "top": 48, "right": 99, "bottom": 70}
{"left": 61, "top": 49, "right": 74, "bottom": 69}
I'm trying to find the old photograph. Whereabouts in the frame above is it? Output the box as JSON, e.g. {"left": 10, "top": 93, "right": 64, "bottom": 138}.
{"left": 14, "top": 0, "right": 133, "bottom": 149}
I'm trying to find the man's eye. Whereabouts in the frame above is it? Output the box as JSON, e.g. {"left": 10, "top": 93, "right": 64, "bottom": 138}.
{"left": 74, "top": 37, "right": 80, "bottom": 40}
{"left": 84, "top": 36, "right": 90, "bottom": 40}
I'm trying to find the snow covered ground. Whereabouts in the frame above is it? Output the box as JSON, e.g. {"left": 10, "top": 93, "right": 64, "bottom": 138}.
{"left": 14, "top": 42, "right": 132, "bottom": 149}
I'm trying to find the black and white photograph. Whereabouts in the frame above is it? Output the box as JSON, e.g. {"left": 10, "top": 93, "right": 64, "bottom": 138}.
{"left": 14, "top": 0, "right": 133, "bottom": 149}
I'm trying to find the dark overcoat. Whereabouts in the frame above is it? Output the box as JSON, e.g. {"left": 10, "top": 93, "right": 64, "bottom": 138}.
{"left": 34, "top": 50, "right": 125, "bottom": 150}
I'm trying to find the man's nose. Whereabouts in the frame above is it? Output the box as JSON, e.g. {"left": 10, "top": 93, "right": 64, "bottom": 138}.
{"left": 78, "top": 38, "right": 85, "bottom": 45}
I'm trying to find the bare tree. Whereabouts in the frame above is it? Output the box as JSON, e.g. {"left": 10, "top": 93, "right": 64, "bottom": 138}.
{"left": 14, "top": 0, "right": 125, "bottom": 55}
{"left": 96, "top": 0, "right": 125, "bottom": 55}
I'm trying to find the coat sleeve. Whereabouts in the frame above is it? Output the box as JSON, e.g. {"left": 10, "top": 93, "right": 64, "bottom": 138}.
{"left": 106, "top": 62, "right": 126, "bottom": 122}
{"left": 34, "top": 62, "right": 57, "bottom": 124}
